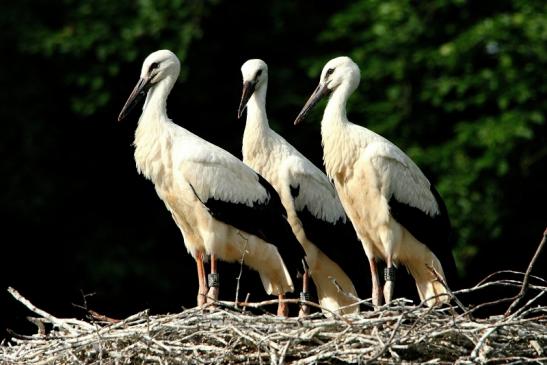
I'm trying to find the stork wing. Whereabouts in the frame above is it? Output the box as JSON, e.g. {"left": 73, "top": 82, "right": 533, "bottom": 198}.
{"left": 181, "top": 145, "right": 269, "bottom": 208}
{"left": 365, "top": 142, "right": 439, "bottom": 218}
{"left": 180, "top": 146, "right": 304, "bottom": 275}
{"left": 366, "top": 142, "right": 456, "bottom": 280}
{"left": 286, "top": 156, "right": 345, "bottom": 224}
{"left": 286, "top": 157, "right": 370, "bottom": 295}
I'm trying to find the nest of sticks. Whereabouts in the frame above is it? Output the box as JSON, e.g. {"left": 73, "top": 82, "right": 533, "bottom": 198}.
{"left": 1, "top": 233, "right": 546, "bottom": 364}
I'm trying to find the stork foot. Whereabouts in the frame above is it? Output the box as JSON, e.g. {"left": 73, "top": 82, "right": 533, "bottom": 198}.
{"left": 197, "top": 288, "right": 208, "bottom": 308}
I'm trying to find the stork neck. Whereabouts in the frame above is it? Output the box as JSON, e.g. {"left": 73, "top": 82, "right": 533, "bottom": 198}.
{"left": 133, "top": 74, "right": 178, "bottom": 180}
{"left": 140, "top": 75, "right": 176, "bottom": 125}
{"left": 321, "top": 84, "right": 353, "bottom": 160}
{"left": 323, "top": 85, "right": 350, "bottom": 125}
{"left": 244, "top": 84, "right": 269, "bottom": 136}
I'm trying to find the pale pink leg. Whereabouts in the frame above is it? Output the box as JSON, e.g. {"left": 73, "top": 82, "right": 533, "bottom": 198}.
{"left": 298, "top": 270, "right": 310, "bottom": 318}
{"left": 196, "top": 251, "right": 208, "bottom": 307}
{"left": 207, "top": 254, "right": 219, "bottom": 305}
{"left": 277, "top": 294, "right": 288, "bottom": 317}
{"left": 369, "top": 258, "right": 382, "bottom": 307}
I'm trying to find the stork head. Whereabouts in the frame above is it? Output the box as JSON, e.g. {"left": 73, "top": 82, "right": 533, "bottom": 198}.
{"left": 294, "top": 56, "right": 360, "bottom": 125}
{"left": 238, "top": 59, "right": 268, "bottom": 119}
{"left": 118, "top": 49, "right": 181, "bottom": 121}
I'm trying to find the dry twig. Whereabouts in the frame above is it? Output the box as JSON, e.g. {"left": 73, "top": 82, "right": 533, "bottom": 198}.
{"left": 505, "top": 227, "right": 547, "bottom": 316}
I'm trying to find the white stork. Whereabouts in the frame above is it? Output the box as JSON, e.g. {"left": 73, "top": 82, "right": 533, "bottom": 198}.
{"left": 294, "top": 56, "right": 457, "bottom": 307}
{"left": 237, "top": 59, "right": 370, "bottom": 314}
{"left": 117, "top": 50, "right": 304, "bottom": 316}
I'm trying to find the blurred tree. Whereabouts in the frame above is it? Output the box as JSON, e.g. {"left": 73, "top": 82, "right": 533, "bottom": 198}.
{"left": 304, "top": 0, "right": 546, "bottom": 275}
{"left": 17, "top": 0, "right": 217, "bottom": 116}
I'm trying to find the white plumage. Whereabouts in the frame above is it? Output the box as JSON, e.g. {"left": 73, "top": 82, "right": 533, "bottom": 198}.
{"left": 118, "top": 50, "right": 303, "bottom": 315}
{"left": 295, "top": 56, "right": 456, "bottom": 307}
{"left": 238, "top": 59, "right": 369, "bottom": 314}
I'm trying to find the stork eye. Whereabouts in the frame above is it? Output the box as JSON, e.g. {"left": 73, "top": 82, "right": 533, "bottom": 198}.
{"left": 256, "top": 69, "right": 263, "bottom": 78}
{"left": 149, "top": 62, "right": 160, "bottom": 71}
{"left": 326, "top": 68, "right": 335, "bottom": 76}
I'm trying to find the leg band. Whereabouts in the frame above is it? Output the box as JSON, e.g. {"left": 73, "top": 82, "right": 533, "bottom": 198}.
{"left": 384, "top": 267, "right": 397, "bottom": 282}
{"left": 300, "top": 291, "right": 311, "bottom": 302}
{"left": 208, "top": 273, "right": 220, "bottom": 288}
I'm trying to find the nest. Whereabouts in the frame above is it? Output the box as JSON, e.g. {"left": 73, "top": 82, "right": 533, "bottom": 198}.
{"left": 0, "top": 271, "right": 545, "bottom": 365}
{"left": 1, "top": 232, "right": 545, "bottom": 364}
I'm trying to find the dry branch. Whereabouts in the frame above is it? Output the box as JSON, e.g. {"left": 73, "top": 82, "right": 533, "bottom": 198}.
{"left": 505, "top": 227, "right": 547, "bottom": 316}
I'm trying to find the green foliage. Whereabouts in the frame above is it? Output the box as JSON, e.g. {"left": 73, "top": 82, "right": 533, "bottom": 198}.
{"left": 313, "top": 1, "right": 547, "bottom": 269}
{"left": 18, "top": 0, "right": 216, "bottom": 116}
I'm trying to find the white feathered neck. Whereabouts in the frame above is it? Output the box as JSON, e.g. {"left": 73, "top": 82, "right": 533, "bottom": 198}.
{"left": 134, "top": 73, "right": 177, "bottom": 181}
{"left": 242, "top": 80, "right": 271, "bottom": 162}
{"left": 321, "top": 81, "right": 376, "bottom": 178}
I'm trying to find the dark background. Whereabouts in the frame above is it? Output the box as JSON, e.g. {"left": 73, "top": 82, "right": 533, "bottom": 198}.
{"left": 1, "top": 0, "right": 545, "bottom": 339}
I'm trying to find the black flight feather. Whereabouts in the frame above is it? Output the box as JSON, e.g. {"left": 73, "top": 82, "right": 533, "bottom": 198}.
{"left": 191, "top": 175, "right": 305, "bottom": 282}
{"left": 388, "top": 184, "right": 458, "bottom": 286}
{"left": 290, "top": 184, "right": 371, "bottom": 300}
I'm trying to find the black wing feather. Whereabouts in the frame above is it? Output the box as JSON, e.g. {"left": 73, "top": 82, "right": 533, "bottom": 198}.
{"left": 291, "top": 184, "right": 371, "bottom": 299}
{"left": 194, "top": 175, "right": 305, "bottom": 279}
{"left": 388, "top": 184, "right": 458, "bottom": 285}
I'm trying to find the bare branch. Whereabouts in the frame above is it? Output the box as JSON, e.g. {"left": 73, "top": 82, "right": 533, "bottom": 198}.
{"left": 505, "top": 227, "right": 547, "bottom": 316}
{"left": 7, "top": 287, "right": 81, "bottom": 335}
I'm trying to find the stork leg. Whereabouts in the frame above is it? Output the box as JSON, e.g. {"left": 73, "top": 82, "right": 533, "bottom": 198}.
{"left": 383, "top": 257, "right": 396, "bottom": 305}
{"left": 298, "top": 270, "right": 311, "bottom": 318}
{"left": 207, "top": 254, "right": 220, "bottom": 306}
{"left": 196, "top": 251, "right": 208, "bottom": 307}
{"left": 277, "top": 294, "right": 289, "bottom": 317}
{"left": 369, "top": 257, "right": 382, "bottom": 307}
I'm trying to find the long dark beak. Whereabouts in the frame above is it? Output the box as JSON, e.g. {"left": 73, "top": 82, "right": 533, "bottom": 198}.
{"left": 294, "top": 82, "right": 330, "bottom": 125}
{"left": 118, "top": 76, "right": 152, "bottom": 122}
{"left": 238, "top": 81, "right": 255, "bottom": 119}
